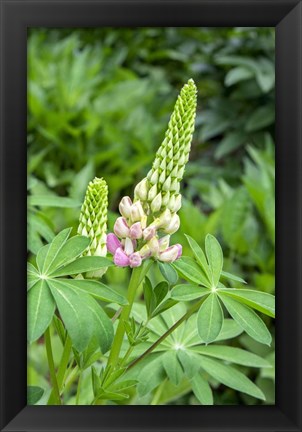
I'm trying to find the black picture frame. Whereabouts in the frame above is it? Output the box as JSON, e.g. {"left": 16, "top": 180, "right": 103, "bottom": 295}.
{"left": 1, "top": 0, "right": 301, "bottom": 431}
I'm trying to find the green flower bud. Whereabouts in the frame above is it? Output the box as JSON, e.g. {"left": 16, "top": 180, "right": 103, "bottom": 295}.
{"left": 78, "top": 177, "right": 108, "bottom": 278}
{"left": 134, "top": 79, "right": 197, "bottom": 214}
{"left": 151, "top": 193, "right": 162, "bottom": 213}
{"left": 134, "top": 178, "right": 148, "bottom": 201}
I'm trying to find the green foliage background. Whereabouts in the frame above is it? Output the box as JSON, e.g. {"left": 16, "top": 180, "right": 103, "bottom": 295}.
{"left": 28, "top": 27, "right": 275, "bottom": 405}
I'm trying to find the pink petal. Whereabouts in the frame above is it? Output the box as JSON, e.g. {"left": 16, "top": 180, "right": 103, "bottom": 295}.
{"left": 143, "top": 226, "right": 156, "bottom": 241}
{"left": 159, "top": 245, "right": 179, "bottom": 263}
{"left": 175, "top": 244, "right": 182, "bottom": 259}
{"left": 124, "top": 237, "right": 134, "bottom": 256}
{"left": 106, "top": 233, "right": 122, "bottom": 255}
{"left": 114, "top": 247, "right": 130, "bottom": 267}
{"left": 129, "top": 222, "right": 143, "bottom": 240}
{"left": 114, "top": 217, "right": 130, "bottom": 238}
{"left": 119, "top": 196, "right": 133, "bottom": 218}
{"left": 129, "top": 252, "right": 142, "bottom": 268}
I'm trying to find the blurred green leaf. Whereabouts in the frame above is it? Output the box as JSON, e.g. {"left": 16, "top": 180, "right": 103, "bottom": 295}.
{"left": 191, "top": 374, "right": 213, "bottom": 405}
{"left": 27, "top": 386, "right": 44, "bottom": 405}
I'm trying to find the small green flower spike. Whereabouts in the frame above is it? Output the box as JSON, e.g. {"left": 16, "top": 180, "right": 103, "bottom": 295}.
{"left": 78, "top": 177, "right": 108, "bottom": 277}
{"left": 134, "top": 79, "right": 197, "bottom": 215}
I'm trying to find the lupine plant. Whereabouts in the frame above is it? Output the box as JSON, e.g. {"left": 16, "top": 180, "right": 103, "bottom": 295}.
{"left": 27, "top": 80, "right": 275, "bottom": 405}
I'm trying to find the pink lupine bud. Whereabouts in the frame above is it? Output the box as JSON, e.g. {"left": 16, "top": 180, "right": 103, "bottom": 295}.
{"left": 114, "top": 217, "right": 130, "bottom": 238}
{"left": 106, "top": 233, "right": 121, "bottom": 254}
{"left": 129, "top": 222, "right": 143, "bottom": 240}
{"left": 124, "top": 237, "right": 134, "bottom": 256}
{"left": 130, "top": 201, "right": 145, "bottom": 223}
{"left": 159, "top": 235, "right": 170, "bottom": 251}
{"left": 114, "top": 247, "right": 130, "bottom": 267}
{"left": 159, "top": 244, "right": 180, "bottom": 263}
{"left": 163, "top": 213, "right": 180, "bottom": 234}
{"left": 175, "top": 243, "right": 182, "bottom": 259}
{"left": 129, "top": 252, "right": 142, "bottom": 268}
{"left": 119, "top": 196, "right": 133, "bottom": 219}
{"left": 134, "top": 178, "right": 149, "bottom": 201}
{"left": 143, "top": 225, "right": 156, "bottom": 241}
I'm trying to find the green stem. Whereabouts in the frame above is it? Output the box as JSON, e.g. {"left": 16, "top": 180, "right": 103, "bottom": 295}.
{"left": 126, "top": 298, "right": 205, "bottom": 371}
{"left": 120, "top": 345, "right": 134, "bottom": 367}
{"left": 76, "top": 372, "right": 82, "bottom": 405}
{"left": 107, "top": 261, "right": 152, "bottom": 369}
{"left": 44, "top": 327, "right": 61, "bottom": 405}
{"left": 57, "top": 336, "right": 73, "bottom": 390}
{"left": 47, "top": 335, "right": 72, "bottom": 404}
{"left": 64, "top": 365, "right": 79, "bottom": 394}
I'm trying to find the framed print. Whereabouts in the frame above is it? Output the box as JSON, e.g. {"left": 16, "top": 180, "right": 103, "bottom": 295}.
{"left": 0, "top": 0, "right": 301, "bottom": 431}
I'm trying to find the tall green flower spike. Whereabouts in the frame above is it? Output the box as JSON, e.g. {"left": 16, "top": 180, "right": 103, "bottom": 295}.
{"left": 78, "top": 177, "right": 108, "bottom": 278}
{"left": 134, "top": 79, "right": 197, "bottom": 215}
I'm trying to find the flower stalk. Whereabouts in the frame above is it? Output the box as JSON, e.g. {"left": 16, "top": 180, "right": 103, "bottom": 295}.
{"left": 107, "top": 80, "right": 197, "bottom": 269}
{"left": 78, "top": 177, "right": 108, "bottom": 278}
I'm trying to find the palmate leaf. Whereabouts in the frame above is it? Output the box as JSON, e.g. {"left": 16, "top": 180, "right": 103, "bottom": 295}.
{"left": 137, "top": 356, "right": 166, "bottom": 397}
{"left": 162, "top": 351, "right": 184, "bottom": 386}
{"left": 198, "top": 355, "right": 265, "bottom": 400}
{"left": 54, "top": 278, "right": 127, "bottom": 306}
{"left": 131, "top": 301, "right": 269, "bottom": 401}
{"left": 47, "top": 235, "right": 90, "bottom": 271}
{"left": 219, "top": 294, "right": 272, "bottom": 346}
{"left": 27, "top": 279, "right": 56, "bottom": 343}
{"left": 177, "top": 349, "right": 202, "bottom": 379}
{"left": 82, "top": 293, "right": 114, "bottom": 354}
{"left": 184, "top": 234, "right": 212, "bottom": 283}
{"left": 48, "top": 280, "right": 95, "bottom": 352}
{"left": 205, "top": 234, "right": 223, "bottom": 287}
{"left": 48, "top": 280, "right": 113, "bottom": 353}
{"left": 172, "top": 256, "right": 211, "bottom": 288}
{"left": 27, "top": 262, "right": 40, "bottom": 291}
{"left": 36, "top": 243, "right": 50, "bottom": 274}
{"left": 154, "top": 281, "right": 169, "bottom": 305}
{"left": 191, "top": 373, "right": 213, "bottom": 405}
{"left": 192, "top": 345, "right": 271, "bottom": 368}
{"left": 171, "top": 284, "right": 209, "bottom": 302}
{"left": 41, "top": 228, "right": 72, "bottom": 274}
{"left": 49, "top": 256, "right": 113, "bottom": 277}
{"left": 214, "top": 319, "right": 243, "bottom": 341}
{"left": 158, "top": 262, "right": 178, "bottom": 285}
{"left": 197, "top": 293, "right": 223, "bottom": 344}
{"left": 221, "top": 271, "right": 247, "bottom": 285}
{"left": 150, "top": 298, "right": 178, "bottom": 319}
{"left": 28, "top": 228, "right": 120, "bottom": 351}
{"left": 27, "top": 386, "right": 44, "bottom": 405}
{"left": 218, "top": 288, "right": 275, "bottom": 318}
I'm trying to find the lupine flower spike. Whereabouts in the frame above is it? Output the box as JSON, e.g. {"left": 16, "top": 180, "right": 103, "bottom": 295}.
{"left": 108, "top": 79, "right": 197, "bottom": 268}
{"left": 78, "top": 177, "right": 108, "bottom": 278}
